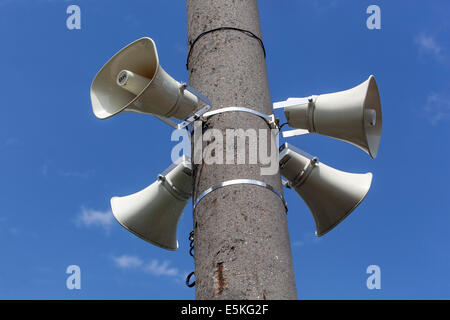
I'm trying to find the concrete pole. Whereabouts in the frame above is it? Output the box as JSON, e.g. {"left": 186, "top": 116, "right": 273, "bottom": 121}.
{"left": 186, "top": 0, "right": 297, "bottom": 300}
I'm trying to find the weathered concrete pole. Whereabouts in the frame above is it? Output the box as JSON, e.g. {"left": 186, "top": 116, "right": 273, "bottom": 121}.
{"left": 186, "top": 0, "right": 297, "bottom": 299}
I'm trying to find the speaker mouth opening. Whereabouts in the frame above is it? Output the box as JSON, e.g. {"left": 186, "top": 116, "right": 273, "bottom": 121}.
{"left": 362, "top": 75, "right": 382, "bottom": 159}
{"left": 110, "top": 197, "right": 179, "bottom": 251}
{"left": 315, "top": 172, "right": 373, "bottom": 237}
{"left": 90, "top": 37, "right": 160, "bottom": 119}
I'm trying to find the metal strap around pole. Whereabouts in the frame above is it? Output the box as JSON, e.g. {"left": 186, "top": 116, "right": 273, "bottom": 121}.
{"left": 193, "top": 179, "right": 288, "bottom": 213}
{"left": 202, "top": 106, "right": 277, "bottom": 129}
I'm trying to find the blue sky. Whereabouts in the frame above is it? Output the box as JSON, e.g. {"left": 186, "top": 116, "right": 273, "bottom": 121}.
{"left": 0, "top": 0, "right": 449, "bottom": 299}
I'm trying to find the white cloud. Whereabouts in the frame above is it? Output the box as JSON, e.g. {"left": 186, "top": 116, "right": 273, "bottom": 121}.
{"left": 415, "top": 33, "right": 445, "bottom": 62}
{"left": 4, "top": 137, "right": 19, "bottom": 146}
{"left": 0, "top": 137, "right": 20, "bottom": 150}
{"left": 112, "top": 255, "right": 186, "bottom": 282}
{"left": 112, "top": 255, "right": 143, "bottom": 269}
{"left": 38, "top": 162, "right": 93, "bottom": 179}
{"left": 293, "top": 231, "right": 321, "bottom": 248}
{"left": 423, "top": 92, "right": 450, "bottom": 125}
{"left": 292, "top": 241, "right": 305, "bottom": 247}
{"left": 144, "top": 260, "right": 180, "bottom": 277}
{"left": 58, "top": 169, "right": 93, "bottom": 179}
{"left": 76, "top": 207, "right": 114, "bottom": 232}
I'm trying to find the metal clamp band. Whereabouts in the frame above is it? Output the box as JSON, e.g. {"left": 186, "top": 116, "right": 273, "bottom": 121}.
{"left": 203, "top": 106, "right": 277, "bottom": 129}
{"left": 158, "top": 174, "right": 192, "bottom": 201}
{"left": 285, "top": 157, "right": 318, "bottom": 189}
{"left": 193, "top": 179, "right": 287, "bottom": 213}
{"left": 306, "top": 96, "right": 316, "bottom": 133}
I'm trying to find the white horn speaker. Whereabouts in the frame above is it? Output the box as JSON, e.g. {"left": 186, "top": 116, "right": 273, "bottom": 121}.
{"left": 90, "top": 37, "right": 199, "bottom": 120}
{"left": 282, "top": 75, "right": 382, "bottom": 158}
{"left": 279, "top": 143, "right": 372, "bottom": 236}
{"left": 110, "top": 157, "right": 193, "bottom": 250}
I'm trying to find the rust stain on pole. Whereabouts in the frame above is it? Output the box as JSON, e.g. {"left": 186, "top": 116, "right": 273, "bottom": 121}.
{"left": 215, "top": 262, "right": 227, "bottom": 296}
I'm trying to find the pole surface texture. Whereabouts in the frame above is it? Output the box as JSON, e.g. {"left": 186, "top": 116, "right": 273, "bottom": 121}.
{"left": 186, "top": 0, "right": 297, "bottom": 299}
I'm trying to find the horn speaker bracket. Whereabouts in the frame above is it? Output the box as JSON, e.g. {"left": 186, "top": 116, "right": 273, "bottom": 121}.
{"left": 157, "top": 174, "right": 191, "bottom": 201}
{"left": 156, "top": 83, "right": 212, "bottom": 130}
{"left": 279, "top": 142, "right": 318, "bottom": 189}
{"left": 273, "top": 96, "right": 318, "bottom": 138}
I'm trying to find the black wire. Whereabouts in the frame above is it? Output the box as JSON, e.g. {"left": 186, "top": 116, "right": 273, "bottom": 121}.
{"left": 186, "top": 26, "right": 266, "bottom": 70}
{"left": 279, "top": 122, "right": 289, "bottom": 130}
{"left": 186, "top": 230, "right": 195, "bottom": 288}
{"left": 188, "top": 231, "right": 195, "bottom": 257}
{"left": 186, "top": 271, "right": 195, "bottom": 288}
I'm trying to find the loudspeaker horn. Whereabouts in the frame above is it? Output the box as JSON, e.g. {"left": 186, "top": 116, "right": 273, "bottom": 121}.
{"left": 110, "top": 156, "right": 193, "bottom": 250}
{"left": 281, "top": 75, "right": 382, "bottom": 159}
{"left": 90, "top": 37, "right": 199, "bottom": 120}
{"left": 279, "top": 143, "right": 372, "bottom": 236}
